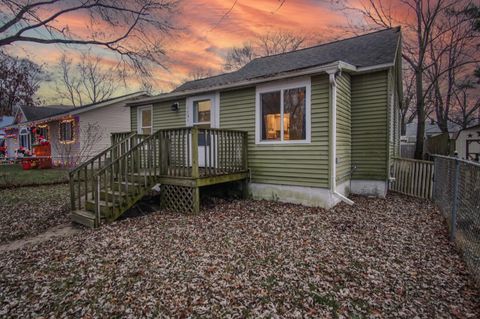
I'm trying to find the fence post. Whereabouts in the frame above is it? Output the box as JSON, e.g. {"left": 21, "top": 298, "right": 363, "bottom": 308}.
{"left": 450, "top": 156, "right": 460, "bottom": 242}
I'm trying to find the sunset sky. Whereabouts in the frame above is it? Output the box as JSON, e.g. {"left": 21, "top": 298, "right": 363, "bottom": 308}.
{"left": 5, "top": 0, "right": 379, "bottom": 103}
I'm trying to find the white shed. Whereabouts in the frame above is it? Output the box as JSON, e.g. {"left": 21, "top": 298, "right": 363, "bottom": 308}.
{"left": 455, "top": 124, "right": 480, "bottom": 162}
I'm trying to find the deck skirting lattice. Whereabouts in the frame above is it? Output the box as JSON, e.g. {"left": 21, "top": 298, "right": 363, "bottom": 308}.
{"left": 161, "top": 184, "right": 195, "bottom": 213}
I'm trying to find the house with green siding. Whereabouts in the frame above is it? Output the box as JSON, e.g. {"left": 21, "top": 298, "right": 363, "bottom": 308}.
{"left": 126, "top": 27, "right": 403, "bottom": 209}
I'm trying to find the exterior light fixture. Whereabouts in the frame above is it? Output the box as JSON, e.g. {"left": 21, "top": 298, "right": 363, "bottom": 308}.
{"left": 171, "top": 102, "right": 179, "bottom": 112}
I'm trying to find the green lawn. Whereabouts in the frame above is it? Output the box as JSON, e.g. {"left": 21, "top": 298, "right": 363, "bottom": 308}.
{"left": 0, "top": 164, "right": 69, "bottom": 188}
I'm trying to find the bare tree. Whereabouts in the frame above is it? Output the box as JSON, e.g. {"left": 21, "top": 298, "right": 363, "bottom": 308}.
{"left": 0, "top": 50, "right": 43, "bottom": 115}
{"left": 450, "top": 79, "right": 480, "bottom": 128}
{"left": 426, "top": 3, "right": 480, "bottom": 133}
{"left": 186, "top": 68, "right": 214, "bottom": 81}
{"left": 401, "top": 68, "right": 418, "bottom": 135}
{"left": 177, "top": 67, "right": 216, "bottom": 86}
{"left": 56, "top": 51, "right": 121, "bottom": 107}
{"left": 223, "top": 30, "right": 312, "bottom": 71}
{"left": 0, "top": 0, "right": 178, "bottom": 76}
{"left": 257, "top": 30, "right": 307, "bottom": 56}
{"left": 342, "top": 0, "right": 477, "bottom": 159}
{"left": 224, "top": 43, "right": 256, "bottom": 71}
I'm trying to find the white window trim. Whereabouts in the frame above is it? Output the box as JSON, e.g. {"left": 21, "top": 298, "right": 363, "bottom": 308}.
{"left": 255, "top": 77, "right": 311, "bottom": 145}
{"left": 186, "top": 93, "right": 220, "bottom": 128}
{"left": 59, "top": 121, "right": 74, "bottom": 143}
{"left": 19, "top": 127, "right": 31, "bottom": 149}
{"left": 137, "top": 105, "right": 153, "bottom": 134}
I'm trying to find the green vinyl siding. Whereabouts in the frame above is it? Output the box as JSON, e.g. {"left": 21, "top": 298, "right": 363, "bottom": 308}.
{"left": 130, "top": 99, "right": 186, "bottom": 132}
{"left": 128, "top": 70, "right": 393, "bottom": 187}
{"left": 351, "top": 71, "right": 388, "bottom": 180}
{"left": 336, "top": 73, "right": 351, "bottom": 184}
{"left": 152, "top": 100, "right": 186, "bottom": 130}
{"left": 220, "top": 75, "right": 330, "bottom": 188}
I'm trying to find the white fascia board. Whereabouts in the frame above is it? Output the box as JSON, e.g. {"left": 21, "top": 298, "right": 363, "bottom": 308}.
{"left": 355, "top": 63, "right": 394, "bottom": 73}
{"left": 127, "top": 61, "right": 346, "bottom": 107}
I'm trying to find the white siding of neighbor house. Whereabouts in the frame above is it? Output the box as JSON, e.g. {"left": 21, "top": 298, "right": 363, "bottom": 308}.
{"left": 48, "top": 119, "right": 81, "bottom": 165}
{"left": 78, "top": 101, "right": 131, "bottom": 158}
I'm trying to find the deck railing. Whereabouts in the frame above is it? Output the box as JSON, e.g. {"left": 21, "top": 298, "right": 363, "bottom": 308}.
{"left": 164, "top": 128, "right": 248, "bottom": 178}
{"left": 71, "top": 127, "right": 248, "bottom": 223}
{"left": 111, "top": 131, "right": 133, "bottom": 146}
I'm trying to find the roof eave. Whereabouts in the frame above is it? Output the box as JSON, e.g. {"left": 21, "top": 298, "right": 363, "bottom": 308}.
{"left": 4, "top": 92, "right": 147, "bottom": 129}
{"left": 127, "top": 61, "right": 394, "bottom": 107}
{"left": 49, "top": 92, "right": 146, "bottom": 122}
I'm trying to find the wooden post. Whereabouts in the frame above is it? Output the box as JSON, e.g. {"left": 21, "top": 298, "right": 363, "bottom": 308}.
{"left": 192, "top": 127, "right": 199, "bottom": 179}
{"left": 95, "top": 175, "right": 101, "bottom": 227}
{"left": 161, "top": 132, "right": 168, "bottom": 176}
{"left": 242, "top": 132, "right": 248, "bottom": 171}
{"left": 69, "top": 172, "right": 75, "bottom": 211}
{"left": 241, "top": 179, "right": 249, "bottom": 199}
{"left": 192, "top": 186, "right": 200, "bottom": 214}
{"left": 242, "top": 131, "right": 249, "bottom": 199}
{"left": 450, "top": 157, "right": 460, "bottom": 242}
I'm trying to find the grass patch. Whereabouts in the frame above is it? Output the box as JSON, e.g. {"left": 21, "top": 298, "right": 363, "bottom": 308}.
{"left": 0, "top": 164, "right": 69, "bottom": 188}
{"left": 309, "top": 284, "right": 340, "bottom": 317}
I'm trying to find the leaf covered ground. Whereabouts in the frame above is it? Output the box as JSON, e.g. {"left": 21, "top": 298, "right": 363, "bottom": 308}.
{"left": 0, "top": 184, "right": 70, "bottom": 244}
{"left": 0, "top": 194, "right": 479, "bottom": 318}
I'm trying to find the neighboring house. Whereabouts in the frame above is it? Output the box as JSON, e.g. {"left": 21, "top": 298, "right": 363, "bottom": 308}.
{"left": 402, "top": 121, "right": 461, "bottom": 158}
{"left": 0, "top": 116, "right": 15, "bottom": 157}
{"left": 455, "top": 124, "right": 480, "bottom": 162}
{"left": 3, "top": 92, "right": 147, "bottom": 165}
{"left": 3, "top": 105, "right": 72, "bottom": 159}
{"left": 124, "top": 27, "right": 403, "bottom": 208}
{"left": 404, "top": 120, "right": 461, "bottom": 142}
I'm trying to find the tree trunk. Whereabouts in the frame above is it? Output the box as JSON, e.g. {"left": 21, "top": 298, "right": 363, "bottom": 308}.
{"left": 401, "top": 112, "right": 408, "bottom": 136}
{"left": 414, "top": 69, "right": 425, "bottom": 159}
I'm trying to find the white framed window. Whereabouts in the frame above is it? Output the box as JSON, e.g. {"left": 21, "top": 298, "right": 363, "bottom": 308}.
{"left": 255, "top": 77, "right": 311, "bottom": 144}
{"left": 137, "top": 105, "right": 153, "bottom": 135}
{"left": 19, "top": 127, "right": 31, "bottom": 149}
{"left": 59, "top": 120, "right": 74, "bottom": 143}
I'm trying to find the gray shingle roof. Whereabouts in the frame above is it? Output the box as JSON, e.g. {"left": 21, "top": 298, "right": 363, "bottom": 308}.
{"left": 174, "top": 27, "right": 401, "bottom": 93}
{"left": 21, "top": 105, "right": 73, "bottom": 122}
{"left": 0, "top": 116, "right": 14, "bottom": 129}
{"left": 19, "top": 92, "right": 147, "bottom": 123}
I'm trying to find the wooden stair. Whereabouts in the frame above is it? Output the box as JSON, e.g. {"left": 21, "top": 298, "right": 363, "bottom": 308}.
{"left": 69, "top": 132, "right": 157, "bottom": 228}
{"left": 71, "top": 210, "right": 98, "bottom": 228}
{"left": 69, "top": 127, "right": 250, "bottom": 228}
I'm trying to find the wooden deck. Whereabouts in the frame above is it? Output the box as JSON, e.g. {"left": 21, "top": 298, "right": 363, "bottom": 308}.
{"left": 69, "top": 127, "right": 249, "bottom": 227}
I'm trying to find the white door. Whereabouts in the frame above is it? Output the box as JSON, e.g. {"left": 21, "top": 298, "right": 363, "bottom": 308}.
{"left": 187, "top": 94, "right": 219, "bottom": 167}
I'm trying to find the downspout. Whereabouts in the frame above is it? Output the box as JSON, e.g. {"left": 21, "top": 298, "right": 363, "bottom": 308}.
{"left": 328, "top": 69, "right": 354, "bottom": 206}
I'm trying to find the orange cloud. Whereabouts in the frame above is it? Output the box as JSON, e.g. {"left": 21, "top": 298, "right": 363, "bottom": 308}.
{"left": 10, "top": 0, "right": 402, "bottom": 102}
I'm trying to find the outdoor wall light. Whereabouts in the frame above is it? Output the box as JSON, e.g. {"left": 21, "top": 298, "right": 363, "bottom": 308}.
{"left": 171, "top": 102, "right": 179, "bottom": 112}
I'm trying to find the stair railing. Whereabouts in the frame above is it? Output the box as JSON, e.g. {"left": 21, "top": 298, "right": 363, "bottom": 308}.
{"left": 92, "top": 128, "right": 178, "bottom": 223}
{"left": 86, "top": 127, "right": 248, "bottom": 225}
{"left": 69, "top": 132, "right": 141, "bottom": 213}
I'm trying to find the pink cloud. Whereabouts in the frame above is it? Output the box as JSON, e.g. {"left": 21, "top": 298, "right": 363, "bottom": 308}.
{"left": 10, "top": 0, "right": 376, "bottom": 100}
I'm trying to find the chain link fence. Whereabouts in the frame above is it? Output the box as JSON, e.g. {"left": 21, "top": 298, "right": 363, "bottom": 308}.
{"left": 433, "top": 155, "right": 480, "bottom": 284}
